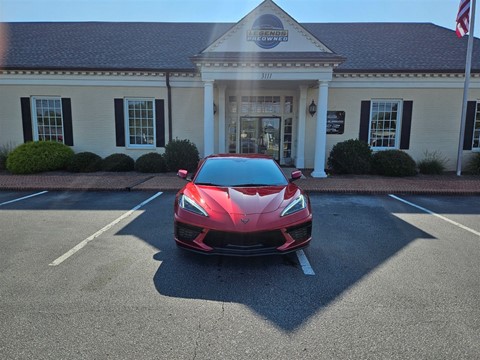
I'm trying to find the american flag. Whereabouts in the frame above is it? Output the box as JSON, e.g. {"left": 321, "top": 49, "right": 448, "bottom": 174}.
{"left": 456, "top": 0, "right": 471, "bottom": 37}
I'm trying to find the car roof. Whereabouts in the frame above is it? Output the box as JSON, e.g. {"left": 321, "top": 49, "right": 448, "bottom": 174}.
{"left": 205, "top": 154, "right": 273, "bottom": 160}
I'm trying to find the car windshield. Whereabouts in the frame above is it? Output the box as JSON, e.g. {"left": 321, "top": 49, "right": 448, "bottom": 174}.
{"left": 194, "top": 157, "right": 288, "bottom": 187}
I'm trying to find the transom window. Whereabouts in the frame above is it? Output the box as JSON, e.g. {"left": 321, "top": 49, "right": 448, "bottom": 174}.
{"left": 473, "top": 102, "right": 480, "bottom": 149}
{"left": 125, "top": 98, "right": 155, "bottom": 147}
{"left": 240, "top": 96, "right": 281, "bottom": 114}
{"left": 32, "top": 97, "right": 64, "bottom": 143}
{"left": 369, "top": 100, "right": 401, "bottom": 149}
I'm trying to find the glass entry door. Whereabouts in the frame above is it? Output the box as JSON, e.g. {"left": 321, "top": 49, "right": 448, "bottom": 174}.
{"left": 239, "top": 117, "right": 280, "bottom": 161}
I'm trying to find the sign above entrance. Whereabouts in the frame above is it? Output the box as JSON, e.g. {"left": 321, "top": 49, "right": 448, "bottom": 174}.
{"left": 246, "top": 14, "right": 289, "bottom": 49}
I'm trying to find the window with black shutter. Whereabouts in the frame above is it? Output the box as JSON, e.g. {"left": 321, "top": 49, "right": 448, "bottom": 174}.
{"left": 21, "top": 96, "right": 73, "bottom": 145}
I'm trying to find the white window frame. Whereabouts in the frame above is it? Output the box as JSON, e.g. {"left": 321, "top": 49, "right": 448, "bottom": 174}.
{"left": 369, "top": 99, "right": 403, "bottom": 150}
{"left": 473, "top": 101, "right": 480, "bottom": 151}
{"left": 31, "top": 96, "right": 64, "bottom": 143}
{"left": 124, "top": 98, "right": 156, "bottom": 149}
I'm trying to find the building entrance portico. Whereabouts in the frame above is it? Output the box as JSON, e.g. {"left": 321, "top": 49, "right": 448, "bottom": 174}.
{"left": 191, "top": 0, "right": 345, "bottom": 176}
{"left": 203, "top": 76, "right": 334, "bottom": 175}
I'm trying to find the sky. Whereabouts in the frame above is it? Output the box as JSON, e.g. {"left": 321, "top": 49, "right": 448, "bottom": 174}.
{"left": 0, "top": 0, "right": 470, "bottom": 33}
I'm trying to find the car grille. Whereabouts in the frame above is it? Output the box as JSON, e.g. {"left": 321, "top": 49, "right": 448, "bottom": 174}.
{"left": 204, "top": 230, "right": 284, "bottom": 251}
{"left": 175, "top": 223, "right": 203, "bottom": 242}
{"left": 286, "top": 221, "right": 312, "bottom": 242}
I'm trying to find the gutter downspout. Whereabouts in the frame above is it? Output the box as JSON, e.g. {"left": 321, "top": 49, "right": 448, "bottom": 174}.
{"left": 166, "top": 72, "right": 173, "bottom": 143}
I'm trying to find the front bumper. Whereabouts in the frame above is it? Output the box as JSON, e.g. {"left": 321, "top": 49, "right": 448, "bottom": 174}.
{"left": 174, "top": 219, "right": 312, "bottom": 256}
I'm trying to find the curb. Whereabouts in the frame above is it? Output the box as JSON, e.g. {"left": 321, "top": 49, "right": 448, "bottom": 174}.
{"left": 1, "top": 172, "right": 480, "bottom": 195}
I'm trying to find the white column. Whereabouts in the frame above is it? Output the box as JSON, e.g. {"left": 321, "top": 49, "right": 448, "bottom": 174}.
{"left": 218, "top": 85, "right": 226, "bottom": 153}
{"left": 311, "top": 81, "right": 329, "bottom": 178}
{"left": 203, "top": 80, "right": 214, "bottom": 157}
{"left": 296, "top": 85, "right": 307, "bottom": 169}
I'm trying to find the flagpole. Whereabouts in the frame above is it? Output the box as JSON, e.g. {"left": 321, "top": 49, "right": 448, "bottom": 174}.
{"left": 457, "top": 0, "right": 476, "bottom": 176}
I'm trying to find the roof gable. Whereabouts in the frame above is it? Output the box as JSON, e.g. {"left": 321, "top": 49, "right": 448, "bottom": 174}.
{"left": 201, "top": 0, "right": 333, "bottom": 54}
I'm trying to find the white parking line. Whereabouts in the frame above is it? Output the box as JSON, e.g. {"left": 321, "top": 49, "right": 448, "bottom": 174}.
{"left": 49, "top": 192, "right": 163, "bottom": 266}
{"left": 296, "top": 249, "right": 315, "bottom": 275}
{"left": 389, "top": 194, "right": 480, "bottom": 237}
{"left": 0, "top": 191, "right": 48, "bottom": 206}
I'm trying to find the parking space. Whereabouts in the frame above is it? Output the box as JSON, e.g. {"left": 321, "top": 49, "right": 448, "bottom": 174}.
{"left": 390, "top": 194, "right": 480, "bottom": 234}
{"left": 1, "top": 191, "right": 479, "bottom": 359}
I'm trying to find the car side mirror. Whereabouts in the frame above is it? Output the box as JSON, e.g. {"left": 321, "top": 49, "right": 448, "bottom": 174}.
{"left": 290, "top": 170, "right": 302, "bottom": 182}
{"left": 177, "top": 169, "right": 190, "bottom": 181}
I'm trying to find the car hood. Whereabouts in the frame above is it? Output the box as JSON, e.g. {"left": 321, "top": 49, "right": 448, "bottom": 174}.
{"left": 185, "top": 184, "right": 301, "bottom": 215}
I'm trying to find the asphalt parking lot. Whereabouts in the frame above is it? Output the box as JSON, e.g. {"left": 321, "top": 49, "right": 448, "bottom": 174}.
{"left": 1, "top": 191, "right": 479, "bottom": 360}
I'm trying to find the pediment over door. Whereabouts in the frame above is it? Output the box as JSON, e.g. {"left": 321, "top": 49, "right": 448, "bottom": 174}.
{"left": 191, "top": 0, "right": 345, "bottom": 69}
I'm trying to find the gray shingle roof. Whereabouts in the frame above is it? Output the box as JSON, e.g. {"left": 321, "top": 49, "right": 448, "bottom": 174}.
{"left": 303, "top": 23, "right": 480, "bottom": 72}
{"left": 1, "top": 22, "right": 232, "bottom": 71}
{"left": 1, "top": 22, "right": 479, "bottom": 73}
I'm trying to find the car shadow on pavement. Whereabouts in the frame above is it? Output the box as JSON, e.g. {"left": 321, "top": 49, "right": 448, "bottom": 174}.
{"left": 1, "top": 190, "right": 438, "bottom": 332}
{"left": 141, "top": 194, "right": 436, "bottom": 332}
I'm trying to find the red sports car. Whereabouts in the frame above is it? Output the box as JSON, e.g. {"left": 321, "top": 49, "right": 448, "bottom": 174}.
{"left": 174, "top": 154, "right": 312, "bottom": 256}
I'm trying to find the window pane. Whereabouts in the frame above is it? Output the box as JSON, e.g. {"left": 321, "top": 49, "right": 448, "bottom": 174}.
{"left": 370, "top": 100, "right": 400, "bottom": 149}
{"left": 33, "top": 97, "right": 64, "bottom": 143}
{"left": 474, "top": 103, "right": 480, "bottom": 149}
{"left": 126, "top": 99, "right": 155, "bottom": 147}
{"left": 229, "top": 96, "right": 237, "bottom": 113}
{"left": 284, "top": 96, "right": 293, "bottom": 113}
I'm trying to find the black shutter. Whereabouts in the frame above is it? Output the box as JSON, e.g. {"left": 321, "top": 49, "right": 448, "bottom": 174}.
{"left": 155, "top": 99, "right": 165, "bottom": 147}
{"left": 114, "top": 98, "right": 125, "bottom": 147}
{"left": 400, "top": 101, "right": 413, "bottom": 150}
{"left": 20, "top": 97, "right": 33, "bottom": 142}
{"left": 359, "top": 101, "right": 371, "bottom": 143}
{"left": 463, "top": 101, "right": 476, "bottom": 150}
{"left": 61, "top": 98, "right": 74, "bottom": 146}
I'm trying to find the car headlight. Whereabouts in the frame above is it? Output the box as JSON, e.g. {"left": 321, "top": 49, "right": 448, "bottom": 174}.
{"left": 281, "top": 195, "right": 307, "bottom": 217}
{"left": 178, "top": 194, "right": 208, "bottom": 217}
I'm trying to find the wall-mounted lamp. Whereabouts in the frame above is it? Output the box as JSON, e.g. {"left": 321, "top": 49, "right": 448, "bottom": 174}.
{"left": 308, "top": 100, "right": 317, "bottom": 117}
{"left": 213, "top": 103, "right": 217, "bottom": 114}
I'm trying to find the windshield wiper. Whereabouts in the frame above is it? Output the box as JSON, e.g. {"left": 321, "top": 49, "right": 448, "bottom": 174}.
{"left": 194, "top": 182, "right": 218, "bottom": 186}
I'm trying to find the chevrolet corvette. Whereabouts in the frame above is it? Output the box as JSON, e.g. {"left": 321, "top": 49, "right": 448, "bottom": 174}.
{"left": 174, "top": 154, "right": 312, "bottom": 256}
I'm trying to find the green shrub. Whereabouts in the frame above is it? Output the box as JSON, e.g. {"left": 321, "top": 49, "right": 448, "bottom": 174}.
{"left": 135, "top": 152, "right": 167, "bottom": 173}
{"left": 372, "top": 150, "right": 417, "bottom": 177}
{"left": 467, "top": 153, "right": 480, "bottom": 175}
{"left": 417, "top": 150, "right": 448, "bottom": 175}
{"left": 327, "top": 139, "right": 372, "bottom": 174}
{"left": 164, "top": 139, "right": 200, "bottom": 172}
{"left": 0, "top": 142, "right": 16, "bottom": 171}
{"left": 67, "top": 151, "right": 103, "bottom": 173}
{"left": 102, "top": 153, "right": 134, "bottom": 172}
{"left": 6, "top": 141, "right": 74, "bottom": 174}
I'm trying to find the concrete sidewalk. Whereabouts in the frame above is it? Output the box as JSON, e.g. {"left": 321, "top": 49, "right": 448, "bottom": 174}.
{"left": 0, "top": 170, "right": 479, "bottom": 195}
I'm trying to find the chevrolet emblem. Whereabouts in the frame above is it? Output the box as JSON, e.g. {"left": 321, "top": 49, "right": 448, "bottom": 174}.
{"left": 240, "top": 218, "right": 250, "bottom": 224}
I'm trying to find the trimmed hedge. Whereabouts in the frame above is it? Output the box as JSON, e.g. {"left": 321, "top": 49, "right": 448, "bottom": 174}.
{"left": 6, "top": 141, "right": 74, "bottom": 174}
{"left": 327, "top": 139, "right": 372, "bottom": 174}
{"left": 102, "top": 153, "right": 134, "bottom": 172}
{"left": 372, "top": 150, "right": 417, "bottom": 177}
{"left": 135, "top": 152, "right": 167, "bottom": 173}
{"left": 164, "top": 139, "right": 200, "bottom": 172}
{"left": 67, "top": 151, "right": 103, "bottom": 173}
